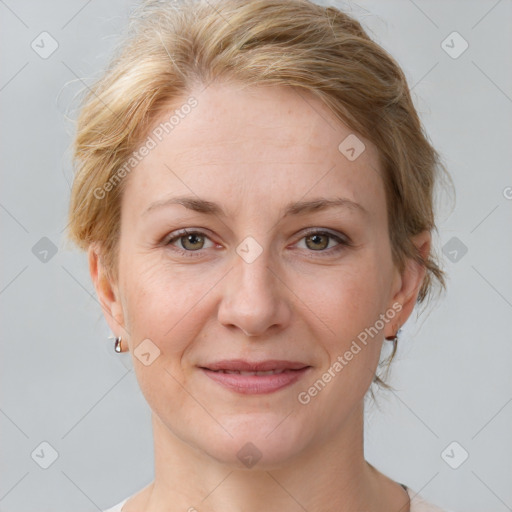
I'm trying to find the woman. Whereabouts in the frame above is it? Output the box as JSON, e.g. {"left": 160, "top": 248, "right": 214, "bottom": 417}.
{"left": 67, "top": 0, "right": 454, "bottom": 510}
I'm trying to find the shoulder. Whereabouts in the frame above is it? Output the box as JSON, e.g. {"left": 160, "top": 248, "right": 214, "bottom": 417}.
{"left": 405, "top": 486, "right": 457, "bottom": 512}
{"left": 102, "top": 497, "right": 128, "bottom": 512}
{"left": 103, "top": 482, "right": 153, "bottom": 511}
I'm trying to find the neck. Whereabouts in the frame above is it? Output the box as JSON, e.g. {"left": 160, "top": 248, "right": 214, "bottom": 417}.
{"left": 141, "top": 400, "right": 399, "bottom": 512}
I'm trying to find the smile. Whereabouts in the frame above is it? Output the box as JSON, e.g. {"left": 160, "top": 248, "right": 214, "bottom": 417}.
{"left": 200, "top": 367, "right": 311, "bottom": 394}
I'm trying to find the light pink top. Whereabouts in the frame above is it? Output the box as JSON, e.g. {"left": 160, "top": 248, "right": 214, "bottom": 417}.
{"left": 103, "top": 485, "right": 455, "bottom": 511}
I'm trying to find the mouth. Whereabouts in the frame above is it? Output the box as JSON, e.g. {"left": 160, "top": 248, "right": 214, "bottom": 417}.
{"left": 207, "top": 369, "right": 294, "bottom": 375}
{"left": 199, "top": 360, "right": 311, "bottom": 394}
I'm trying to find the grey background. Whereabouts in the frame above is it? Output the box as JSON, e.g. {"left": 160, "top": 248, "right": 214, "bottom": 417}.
{"left": 1, "top": 1, "right": 511, "bottom": 511}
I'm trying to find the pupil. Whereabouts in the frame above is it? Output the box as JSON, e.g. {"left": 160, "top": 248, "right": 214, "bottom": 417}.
{"left": 308, "top": 234, "right": 326, "bottom": 250}
{"left": 184, "top": 234, "right": 202, "bottom": 249}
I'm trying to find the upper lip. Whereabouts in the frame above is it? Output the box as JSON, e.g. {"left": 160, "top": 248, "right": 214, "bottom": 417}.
{"left": 201, "top": 359, "right": 309, "bottom": 372}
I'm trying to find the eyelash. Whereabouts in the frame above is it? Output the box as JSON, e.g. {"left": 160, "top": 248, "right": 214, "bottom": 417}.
{"left": 163, "top": 228, "right": 351, "bottom": 259}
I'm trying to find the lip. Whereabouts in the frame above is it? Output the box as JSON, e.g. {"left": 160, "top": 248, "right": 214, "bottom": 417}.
{"left": 199, "top": 359, "right": 311, "bottom": 395}
{"left": 202, "top": 359, "right": 309, "bottom": 372}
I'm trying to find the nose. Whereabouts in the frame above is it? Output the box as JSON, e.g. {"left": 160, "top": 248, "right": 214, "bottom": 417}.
{"left": 217, "top": 242, "right": 291, "bottom": 337}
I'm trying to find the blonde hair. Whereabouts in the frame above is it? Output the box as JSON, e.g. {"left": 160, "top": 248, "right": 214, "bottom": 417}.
{"left": 67, "top": 0, "right": 451, "bottom": 391}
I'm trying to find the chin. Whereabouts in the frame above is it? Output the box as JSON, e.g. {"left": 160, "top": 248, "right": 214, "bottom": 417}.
{"left": 198, "top": 412, "right": 313, "bottom": 470}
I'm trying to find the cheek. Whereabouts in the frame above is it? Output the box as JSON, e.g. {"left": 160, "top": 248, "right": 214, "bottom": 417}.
{"left": 307, "top": 251, "right": 392, "bottom": 385}
{"left": 120, "top": 257, "right": 206, "bottom": 414}
{"left": 315, "top": 256, "right": 390, "bottom": 333}
{"left": 121, "top": 254, "right": 212, "bottom": 352}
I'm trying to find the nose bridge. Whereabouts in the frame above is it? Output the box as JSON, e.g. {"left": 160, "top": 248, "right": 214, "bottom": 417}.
{"left": 218, "top": 232, "right": 289, "bottom": 336}
{"left": 239, "top": 236, "right": 274, "bottom": 285}
{"left": 234, "top": 233, "right": 278, "bottom": 306}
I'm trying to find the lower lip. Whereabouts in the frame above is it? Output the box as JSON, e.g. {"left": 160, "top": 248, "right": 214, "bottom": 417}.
{"left": 200, "top": 367, "right": 311, "bottom": 394}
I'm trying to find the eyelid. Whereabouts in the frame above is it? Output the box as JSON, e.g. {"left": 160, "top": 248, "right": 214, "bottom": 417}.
{"left": 298, "top": 227, "right": 352, "bottom": 245}
{"left": 164, "top": 228, "right": 216, "bottom": 248}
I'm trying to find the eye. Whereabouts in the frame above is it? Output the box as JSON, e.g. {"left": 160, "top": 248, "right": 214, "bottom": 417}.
{"left": 295, "top": 229, "right": 350, "bottom": 256}
{"left": 165, "top": 229, "right": 215, "bottom": 256}
{"left": 164, "top": 228, "right": 351, "bottom": 259}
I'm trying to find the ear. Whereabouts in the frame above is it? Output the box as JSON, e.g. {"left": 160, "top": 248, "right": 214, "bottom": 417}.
{"left": 385, "top": 231, "right": 430, "bottom": 337}
{"left": 88, "top": 243, "right": 126, "bottom": 336}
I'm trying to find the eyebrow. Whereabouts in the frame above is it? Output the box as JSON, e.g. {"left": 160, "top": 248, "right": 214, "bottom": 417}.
{"left": 142, "top": 195, "right": 368, "bottom": 218}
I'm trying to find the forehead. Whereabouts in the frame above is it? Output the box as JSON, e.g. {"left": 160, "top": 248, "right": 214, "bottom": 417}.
{"left": 121, "top": 81, "right": 385, "bottom": 220}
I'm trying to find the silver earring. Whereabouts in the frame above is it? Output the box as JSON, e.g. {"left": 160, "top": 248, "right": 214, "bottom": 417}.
{"left": 114, "top": 336, "right": 123, "bottom": 353}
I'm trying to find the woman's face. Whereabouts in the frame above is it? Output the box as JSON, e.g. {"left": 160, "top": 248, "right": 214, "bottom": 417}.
{"left": 91, "top": 81, "right": 427, "bottom": 468}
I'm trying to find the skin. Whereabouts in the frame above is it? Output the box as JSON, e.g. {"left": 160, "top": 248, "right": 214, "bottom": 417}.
{"left": 89, "top": 81, "right": 429, "bottom": 512}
